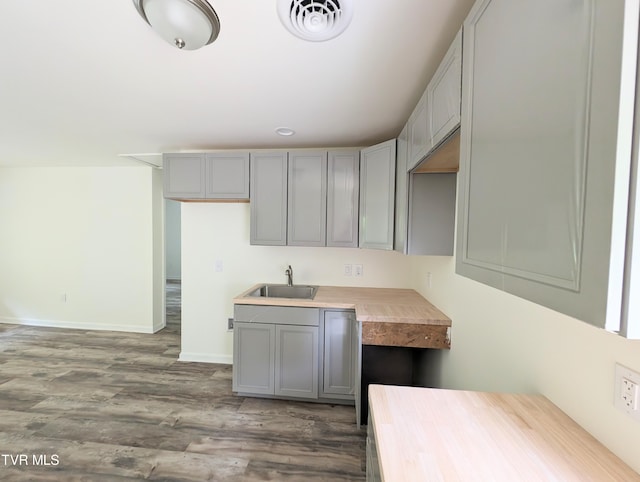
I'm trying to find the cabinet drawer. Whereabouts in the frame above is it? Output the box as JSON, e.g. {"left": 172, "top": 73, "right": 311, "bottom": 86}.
{"left": 234, "top": 305, "right": 319, "bottom": 326}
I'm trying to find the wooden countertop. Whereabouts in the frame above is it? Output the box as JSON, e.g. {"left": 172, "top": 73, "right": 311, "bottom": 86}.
{"left": 368, "top": 385, "right": 640, "bottom": 481}
{"left": 233, "top": 285, "right": 451, "bottom": 349}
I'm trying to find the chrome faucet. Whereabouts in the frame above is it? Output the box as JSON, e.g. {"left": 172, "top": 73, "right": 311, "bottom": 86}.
{"left": 285, "top": 265, "right": 293, "bottom": 286}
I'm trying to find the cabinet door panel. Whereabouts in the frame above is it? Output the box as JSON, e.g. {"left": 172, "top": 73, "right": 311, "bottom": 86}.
{"left": 250, "top": 152, "right": 288, "bottom": 245}
{"left": 232, "top": 322, "right": 275, "bottom": 395}
{"left": 327, "top": 151, "right": 360, "bottom": 247}
{"left": 457, "top": 0, "right": 633, "bottom": 328}
{"left": 275, "top": 325, "right": 318, "bottom": 399}
{"left": 205, "top": 153, "right": 250, "bottom": 199}
{"left": 288, "top": 152, "right": 327, "bottom": 246}
{"left": 394, "top": 125, "right": 409, "bottom": 253}
{"left": 408, "top": 93, "right": 430, "bottom": 170}
{"left": 428, "top": 29, "right": 462, "bottom": 149}
{"left": 360, "top": 139, "right": 396, "bottom": 250}
{"left": 322, "top": 310, "right": 355, "bottom": 397}
{"left": 163, "top": 153, "right": 205, "bottom": 199}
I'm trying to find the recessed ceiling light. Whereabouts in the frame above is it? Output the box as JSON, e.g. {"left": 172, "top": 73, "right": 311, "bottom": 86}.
{"left": 276, "top": 127, "right": 296, "bottom": 136}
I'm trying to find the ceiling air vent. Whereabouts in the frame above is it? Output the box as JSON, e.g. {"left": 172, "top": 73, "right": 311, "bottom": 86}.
{"left": 277, "top": 0, "right": 353, "bottom": 42}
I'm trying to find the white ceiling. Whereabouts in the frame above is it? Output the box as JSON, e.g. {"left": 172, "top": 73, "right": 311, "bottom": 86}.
{"left": 0, "top": 0, "right": 475, "bottom": 167}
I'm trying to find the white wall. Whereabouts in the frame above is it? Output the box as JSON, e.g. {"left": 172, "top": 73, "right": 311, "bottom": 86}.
{"left": 180, "top": 202, "right": 413, "bottom": 363}
{"left": 164, "top": 199, "right": 181, "bottom": 280}
{"left": 410, "top": 256, "right": 640, "bottom": 473}
{"left": 0, "top": 166, "right": 162, "bottom": 333}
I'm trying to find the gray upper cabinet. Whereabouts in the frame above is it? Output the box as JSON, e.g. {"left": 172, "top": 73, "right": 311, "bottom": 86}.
{"left": 164, "top": 152, "right": 250, "bottom": 200}
{"left": 427, "top": 29, "right": 462, "bottom": 149}
{"left": 327, "top": 150, "right": 360, "bottom": 247}
{"left": 407, "top": 91, "right": 430, "bottom": 171}
{"left": 287, "top": 151, "right": 327, "bottom": 247}
{"left": 163, "top": 153, "right": 206, "bottom": 199}
{"left": 360, "top": 139, "right": 396, "bottom": 250}
{"left": 204, "top": 153, "right": 250, "bottom": 199}
{"left": 394, "top": 125, "right": 409, "bottom": 253}
{"left": 250, "top": 152, "right": 288, "bottom": 246}
{"left": 456, "top": 0, "right": 636, "bottom": 329}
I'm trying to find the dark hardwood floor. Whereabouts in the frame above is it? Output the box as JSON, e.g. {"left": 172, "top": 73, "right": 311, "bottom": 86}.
{"left": 0, "top": 280, "right": 366, "bottom": 481}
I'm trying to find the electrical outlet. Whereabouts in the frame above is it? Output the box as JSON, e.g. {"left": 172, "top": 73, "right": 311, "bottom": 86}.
{"left": 354, "top": 264, "right": 363, "bottom": 277}
{"left": 614, "top": 363, "right": 640, "bottom": 421}
{"left": 426, "top": 272, "right": 432, "bottom": 288}
{"left": 344, "top": 264, "right": 353, "bottom": 277}
{"left": 215, "top": 259, "right": 223, "bottom": 272}
{"left": 227, "top": 318, "right": 234, "bottom": 330}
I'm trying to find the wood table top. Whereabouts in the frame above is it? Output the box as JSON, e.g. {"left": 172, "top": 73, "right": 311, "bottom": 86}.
{"left": 368, "top": 385, "right": 640, "bottom": 481}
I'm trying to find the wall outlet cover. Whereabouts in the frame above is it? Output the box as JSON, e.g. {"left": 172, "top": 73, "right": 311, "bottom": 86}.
{"left": 614, "top": 363, "right": 640, "bottom": 422}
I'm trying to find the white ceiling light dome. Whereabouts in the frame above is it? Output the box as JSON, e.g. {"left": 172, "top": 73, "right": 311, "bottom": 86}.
{"left": 277, "top": 0, "right": 353, "bottom": 42}
{"left": 133, "top": 0, "right": 220, "bottom": 50}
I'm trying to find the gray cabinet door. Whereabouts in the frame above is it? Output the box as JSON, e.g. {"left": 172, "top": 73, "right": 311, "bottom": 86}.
{"left": 232, "top": 322, "right": 275, "bottom": 395}
{"left": 275, "top": 325, "right": 319, "bottom": 399}
{"left": 205, "top": 152, "right": 250, "bottom": 199}
{"left": 456, "top": 0, "right": 634, "bottom": 329}
{"left": 327, "top": 151, "right": 360, "bottom": 247}
{"left": 163, "top": 153, "right": 206, "bottom": 199}
{"left": 250, "top": 152, "right": 288, "bottom": 246}
{"left": 359, "top": 139, "right": 397, "bottom": 250}
{"left": 394, "top": 125, "right": 409, "bottom": 253}
{"left": 407, "top": 91, "right": 430, "bottom": 170}
{"left": 287, "top": 151, "right": 327, "bottom": 246}
{"left": 427, "top": 29, "right": 462, "bottom": 149}
{"left": 321, "top": 310, "right": 356, "bottom": 398}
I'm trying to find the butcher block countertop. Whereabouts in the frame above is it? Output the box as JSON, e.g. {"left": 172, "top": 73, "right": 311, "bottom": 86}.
{"left": 233, "top": 285, "right": 451, "bottom": 349}
{"left": 368, "top": 385, "right": 640, "bottom": 481}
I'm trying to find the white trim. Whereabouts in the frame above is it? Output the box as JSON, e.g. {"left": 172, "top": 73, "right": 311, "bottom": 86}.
{"left": 178, "top": 351, "right": 232, "bottom": 365}
{"left": 0, "top": 316, "right": 154, "bottom": 334}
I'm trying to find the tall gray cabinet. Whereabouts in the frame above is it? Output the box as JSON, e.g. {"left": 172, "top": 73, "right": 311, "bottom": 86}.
{"left": 250, "top": 152, "right": 288, "bottom": 246}
{"left": 287, "top": 151, "right": 328, "bottom": 247}
{"left": 359, "top": 139, "right": 397, "bottom": 250}
{"left": 456, "top": 0, "right": 637, "bottom": 329}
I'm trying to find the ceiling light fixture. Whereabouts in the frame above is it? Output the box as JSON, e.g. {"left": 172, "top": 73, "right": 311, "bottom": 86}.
{"left": 276, "top": 127, "right": 296, "bottom": 136}
{"left": 133, "top": 0, "right": 220, "bottom": 50}
{"left": 277, "top": 0, "right": 353, "bottom": 42}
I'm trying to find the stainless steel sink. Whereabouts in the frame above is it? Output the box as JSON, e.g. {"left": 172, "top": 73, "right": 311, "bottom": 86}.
{"left": 248, "top": 284, "right": 318, "bottom": 300}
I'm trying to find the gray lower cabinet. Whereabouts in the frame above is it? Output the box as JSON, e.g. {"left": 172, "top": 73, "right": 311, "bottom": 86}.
{"left": 163, "top": 152, "right": 250, "bottom": 200}
{"left": 232, "top": 305, "right": 320, "bottom": 400}
{"left": 232, "top": 322, "right": 275, "bottom": 395}
{"left": 250, "top": 152, "right": 288, "bottom": 246}
{"left": 275, "top": 324, "right": 319, "bottom": 399}
{"left": 457, "top": 0, "right": 635, "bottom": 329}
{"left": 321, "top": 309, "right": 356, "bottom": 399}
{"left": 359, "top": 139, "right": 397, "bottom": 250}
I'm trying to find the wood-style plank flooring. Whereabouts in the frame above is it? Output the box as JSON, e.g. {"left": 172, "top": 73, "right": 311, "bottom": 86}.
{"left": 0, "top": 281, "right": 366, "bottom": 481}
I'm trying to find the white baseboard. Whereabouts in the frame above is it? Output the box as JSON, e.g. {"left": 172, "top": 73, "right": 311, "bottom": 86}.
{"left": 178, "top": 351, "right": 232, "bottom": 365}
{"left": 0, "top": 316, "right": 155, "bottom": 334}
